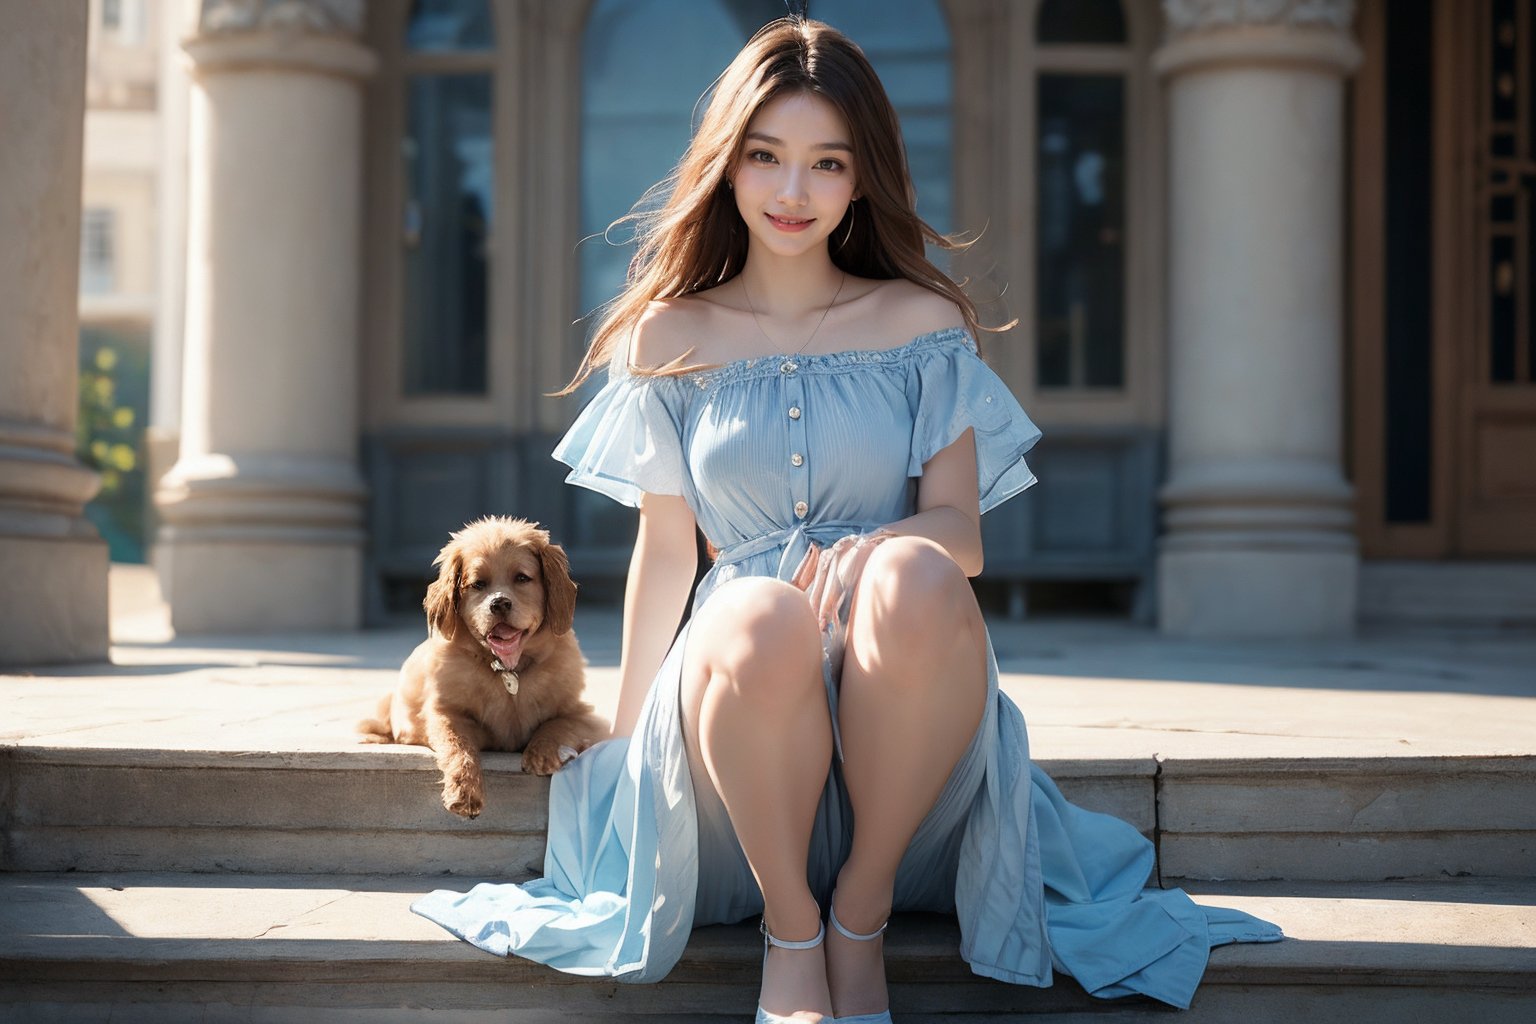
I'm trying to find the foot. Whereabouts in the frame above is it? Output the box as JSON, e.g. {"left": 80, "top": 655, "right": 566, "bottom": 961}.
{"left": 824, "top": 898, "right": 890, "bottom": 1020}
{"left": 758, "top": 908, "right": 832, "bottom": 1023}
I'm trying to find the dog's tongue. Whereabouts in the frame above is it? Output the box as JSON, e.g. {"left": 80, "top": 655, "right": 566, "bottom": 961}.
{"left": 488, "top": 624, "right": 523, "bottom": 665}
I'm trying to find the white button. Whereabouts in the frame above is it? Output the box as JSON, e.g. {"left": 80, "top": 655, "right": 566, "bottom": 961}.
{"left": 794, "top": 500, "right": 808, "bottom": 518}
{"left": 791, "top": 453, "right": 804, "bottom": 467}
{"left": 780, "top": 360, "right": 798, "bottom": 374}
{"left": 788, "top": 406, "right": 801, "bottom": 419}
{"left": 985, "top": 394, "right": 994, "bottom": 403}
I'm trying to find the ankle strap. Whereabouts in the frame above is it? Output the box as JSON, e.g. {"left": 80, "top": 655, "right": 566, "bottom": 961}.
{"left": 759, "top": 917, "right": 826, "bottom": 950}
{"left": 829, "top": 903, "right": 888, "bottom": 942}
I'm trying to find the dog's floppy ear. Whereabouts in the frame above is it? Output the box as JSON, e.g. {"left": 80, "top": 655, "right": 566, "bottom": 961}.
{"left": 539, "top": 541, "right": 578, "bottom": 636}
{"left": 424, "top": 540, "right": 463, "bottom": 640}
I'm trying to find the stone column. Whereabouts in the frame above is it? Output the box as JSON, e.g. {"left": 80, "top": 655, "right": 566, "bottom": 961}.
{"left": 146, "top": 0, "right": 201, "bottom": 553}
{"left": 1154, "top": 0, "right": 1362, "bottom": 636}
{"left": 0, "top": 3, "right": 109, "bottom": 667}
{"left": 154, "top": 0, "right": 375, "bottom": 633}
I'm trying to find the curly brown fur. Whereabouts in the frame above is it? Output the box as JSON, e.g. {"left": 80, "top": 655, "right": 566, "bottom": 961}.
{"left": 357, "top": 516, "right": 609, "bottom": 818}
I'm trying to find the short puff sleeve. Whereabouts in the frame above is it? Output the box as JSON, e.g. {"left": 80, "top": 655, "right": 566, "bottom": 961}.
{"left": 551, "top": 370, "right": 688, "bottom": 508}
{"left": 907, "top": 333, "right": 1042, "bottom": 514}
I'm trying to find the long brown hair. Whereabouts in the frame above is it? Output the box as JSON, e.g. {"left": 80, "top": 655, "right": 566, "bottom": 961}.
{"left": 554, "top": 14, "right": 1013, "bottom": 396}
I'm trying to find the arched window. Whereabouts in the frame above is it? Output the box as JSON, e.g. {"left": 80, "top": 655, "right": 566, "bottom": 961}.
{"left": 401, "top": 0, "right": 494, "bottom": 396}
{"left": 811, "top": 0, "right": 954, "bottom": 242}
{"left": 1034, "top": 0, "right": 1127, "bottom": 391}
{"left": 579, "top": 0, "right": 955, "bottom": 328}
{"left": 579, "top": 1, "right": 765, "bottom": 324}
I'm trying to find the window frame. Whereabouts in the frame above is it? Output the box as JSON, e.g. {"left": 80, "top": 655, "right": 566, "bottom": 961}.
{"left": 81, "top": 206, "right": 117, "bottom": 296}
{"left": 364, "top": 0, "right": 522, "bottom": 431}
{"left": 1001, "top": 0, "right": 1164, "bottom": 427}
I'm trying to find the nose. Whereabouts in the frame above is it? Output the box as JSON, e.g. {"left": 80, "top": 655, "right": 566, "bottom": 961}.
{"left": 777, "top": 167, "right": 808, "bottom": 208}
{"left": 489, "top": 595, "right": 512, "bottom": 616}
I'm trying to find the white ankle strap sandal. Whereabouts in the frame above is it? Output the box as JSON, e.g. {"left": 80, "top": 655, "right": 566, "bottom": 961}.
{"left": 828, "top": 903, "right": 888, "bottom": 943}
{"left": 827, "top": 904, "right": 893, "bottom": 1024}
{"left": 755, "top": 917, "right": 828, "bottom": 1024}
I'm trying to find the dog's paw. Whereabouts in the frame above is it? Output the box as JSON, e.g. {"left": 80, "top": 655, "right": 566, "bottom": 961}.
{"left": 442, "top": 781, "right": 484, "bottom": 819}
{"left": 520, "top": 738, "right": 569, "bottom": 777}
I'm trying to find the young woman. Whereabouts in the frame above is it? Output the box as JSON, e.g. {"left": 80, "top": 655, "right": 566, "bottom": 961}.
{"left": 414, "top": 17, "right": 1280, "bottom": 1023}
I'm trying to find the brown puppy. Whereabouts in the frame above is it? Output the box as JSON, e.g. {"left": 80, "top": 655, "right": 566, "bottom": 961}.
{"left": 358, "top": 516, "right": 608, "bottom": 818}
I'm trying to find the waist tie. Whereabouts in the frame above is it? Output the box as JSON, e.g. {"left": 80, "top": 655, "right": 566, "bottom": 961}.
{"left": 711, "top": 518, "right": 884, "bottom": 763}
{"left": 714, "top": 519, "right": 875, "bottom": 581}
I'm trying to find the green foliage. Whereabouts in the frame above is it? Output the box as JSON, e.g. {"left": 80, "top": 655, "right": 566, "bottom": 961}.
{"left": 77, "top": 326, "right": 151, "bottom": 563}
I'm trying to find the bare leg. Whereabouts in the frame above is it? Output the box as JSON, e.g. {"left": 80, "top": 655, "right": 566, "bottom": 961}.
{"left": 826, "top": 537, "right": 988, "bottom": 1018}
{"left": 680, "top": 578, "right": 834, "bottom": 1022}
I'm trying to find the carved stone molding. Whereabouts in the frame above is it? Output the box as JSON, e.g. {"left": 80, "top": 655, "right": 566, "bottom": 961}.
{"left": 200, "top": 0, "right": 364, "bottom": 36}
{"left": 1155, "top": 0, "right": 1361, "bottom": 77}
{"left": 1163, "top": 0, "right": 1355, "bottom": 36}
{"left": 188, "top": 0, "right": 376, "bottom": 78}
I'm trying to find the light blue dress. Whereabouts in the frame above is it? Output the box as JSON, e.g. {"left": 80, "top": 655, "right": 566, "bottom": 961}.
{"left": 412, "top": 325, "right": 1281, "bottom": 1009}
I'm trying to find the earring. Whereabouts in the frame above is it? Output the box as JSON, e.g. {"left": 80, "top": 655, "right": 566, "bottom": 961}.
{"left": 726, "top": 179, "right": 734, "bottom": 190}
{"left": 838, "top": 199, "right": 857, "bottom": 249}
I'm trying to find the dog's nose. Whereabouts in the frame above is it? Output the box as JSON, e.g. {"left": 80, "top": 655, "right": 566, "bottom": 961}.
{"left": 489, "top": 595, "right": 512, "bottom": 616}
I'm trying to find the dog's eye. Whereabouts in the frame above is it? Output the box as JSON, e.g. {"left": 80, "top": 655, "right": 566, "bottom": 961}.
{"left": 515, "top": 573, "right": 533, "bottom": 584}
{"left": 468, "top": 580, "right": 487, "bottom": 591}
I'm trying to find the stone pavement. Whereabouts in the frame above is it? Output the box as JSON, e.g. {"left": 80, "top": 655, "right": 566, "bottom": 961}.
{"left": 4, "top": 565, "right": 1533, "bottom": 763}
{"left": 3, "top": 566, "right": 1534, "bottom": 1021}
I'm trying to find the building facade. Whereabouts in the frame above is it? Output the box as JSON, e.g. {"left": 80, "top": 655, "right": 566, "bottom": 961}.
{"left": 79, "top": 0, "right": 163, "bottom": 564}
{"left": 4, "top": 0, "right": 1533, "bottom": 665}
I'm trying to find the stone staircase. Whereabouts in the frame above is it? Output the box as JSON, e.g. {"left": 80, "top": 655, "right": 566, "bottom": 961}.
{"left": 2, "top": 604, "right": 1534, "bottom": 1021}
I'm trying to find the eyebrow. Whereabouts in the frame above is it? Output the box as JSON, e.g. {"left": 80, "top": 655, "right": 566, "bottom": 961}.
{"left": 745, "top": 131, "right": 852, "bottom": 154}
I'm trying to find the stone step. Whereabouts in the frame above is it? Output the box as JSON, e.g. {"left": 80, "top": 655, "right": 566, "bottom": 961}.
{"left": 0, "top": 873, "right": 1531, "bottom": 1022}
{"left": 2, "top": 743, "right": 1531, "bottom": 881}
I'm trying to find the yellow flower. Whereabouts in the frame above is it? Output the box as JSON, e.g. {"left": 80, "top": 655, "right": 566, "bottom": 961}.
{"left": 100, "top": 468, "right": 120, "bottom": 492}
{"left": 91, "top": 439, "right": 110, "bottom": 462}
{"left": 112, "top": 407, "right": 134, "bottom": 429}
{"left": 93, "top": 377, "right": 113, "bottom": 403}
{"left": 94, "top": 347, "right": 118, "bottom": 372}
{"left": 110, "top": 443, "right": 136, "bottom": 471}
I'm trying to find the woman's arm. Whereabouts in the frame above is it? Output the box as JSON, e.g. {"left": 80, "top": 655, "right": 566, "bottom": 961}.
{"left": 889, "top": 426, "right": 984, "bottom": 576}
{"left": 611, "top": 491, "right": 699, "bottom": 738}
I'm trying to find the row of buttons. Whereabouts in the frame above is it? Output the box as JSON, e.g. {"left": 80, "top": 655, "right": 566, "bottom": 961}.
{"left": 784, "top": 365, "right": 809, "bottom": 519}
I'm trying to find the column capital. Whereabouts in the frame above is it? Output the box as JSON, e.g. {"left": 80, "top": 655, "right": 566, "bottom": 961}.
{"left": 1163, "top": 0, "right": 1355, "bottom": 36}
{"left": 199, "top": 0, "right": 364, "bottom": 36}
{"left": 187, "top": 0, "right": 375, "bottom": 79}
{"left": 1156, "top": 0, "right": 1361, "bottom": 77}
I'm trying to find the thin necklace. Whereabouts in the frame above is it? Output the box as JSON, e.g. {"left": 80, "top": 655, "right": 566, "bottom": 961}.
{"left": 740, "top": 269, "right": 848, "bottom": 357}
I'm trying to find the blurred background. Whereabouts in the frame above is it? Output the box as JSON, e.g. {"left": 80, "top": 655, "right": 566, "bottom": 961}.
{"left": 26, "top": 0, "right": 1533, "bottom": 655}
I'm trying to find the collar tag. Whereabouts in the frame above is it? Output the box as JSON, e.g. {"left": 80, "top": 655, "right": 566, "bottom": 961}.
{"left": 491, "top": 658, "right": 519, "bottom": 695}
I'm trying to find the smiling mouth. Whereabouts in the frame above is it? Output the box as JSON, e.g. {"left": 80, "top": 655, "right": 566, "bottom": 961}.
{"left": 767, "top": 213, "right": 814, "bottom": 228}
{"left": 486, "top": 623, "right": 526, "bottom": 665}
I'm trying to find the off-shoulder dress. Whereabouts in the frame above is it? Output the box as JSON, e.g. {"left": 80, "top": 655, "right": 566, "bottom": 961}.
{"left": 412, "top": 326, "right": 1281, "bottom": 1009}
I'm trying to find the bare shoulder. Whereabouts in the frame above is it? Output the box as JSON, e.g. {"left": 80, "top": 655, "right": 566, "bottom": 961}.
{"left": 868, "top": 278, "right": 966, "bottom": 342}
{"left": 627, "top": 298, "right": 704, "bottom": 369}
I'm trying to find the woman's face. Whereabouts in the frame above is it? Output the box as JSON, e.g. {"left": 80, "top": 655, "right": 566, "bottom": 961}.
{"left": 730, "top": 90, "right": 859, "bottom": 258}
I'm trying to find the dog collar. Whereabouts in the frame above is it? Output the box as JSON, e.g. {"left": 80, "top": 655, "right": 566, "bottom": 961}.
{"left": 490, "top": 656, "right": 522, "bottom": 695}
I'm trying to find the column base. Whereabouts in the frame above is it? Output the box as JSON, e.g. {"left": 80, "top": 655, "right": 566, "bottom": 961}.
{"left": 0, "top": 535, "right": 109, "bottom": 666}
{"left": 156, "top": 538, "right": 362, "bottom": 634}
{"left": 1158, "top": 547, "right": 1358, "bottom": 637}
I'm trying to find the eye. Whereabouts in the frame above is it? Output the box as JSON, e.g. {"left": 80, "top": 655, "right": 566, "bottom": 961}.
{"left": 468, "top": 579, "right": 487, "bottom": 591}
{"left": 515, "top": 573, "right": 534, "bottom": 584}
{"left": 747, "top": 149, "right": 776, "bottom": 165}
{"left": 815, "top": 159, "right": 845, "bottom": 172}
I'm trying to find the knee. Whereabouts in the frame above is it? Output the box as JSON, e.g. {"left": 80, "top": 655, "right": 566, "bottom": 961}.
{"left": 695, "top": 577, "right": 819, "bottom": 693}
{"left": 859, "top": 537, "right": 981, "bottom": 642}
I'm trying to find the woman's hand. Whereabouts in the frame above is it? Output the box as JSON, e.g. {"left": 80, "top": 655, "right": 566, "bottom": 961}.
{"left": 790, "top": 529, "right": 896, "bottom": 631}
